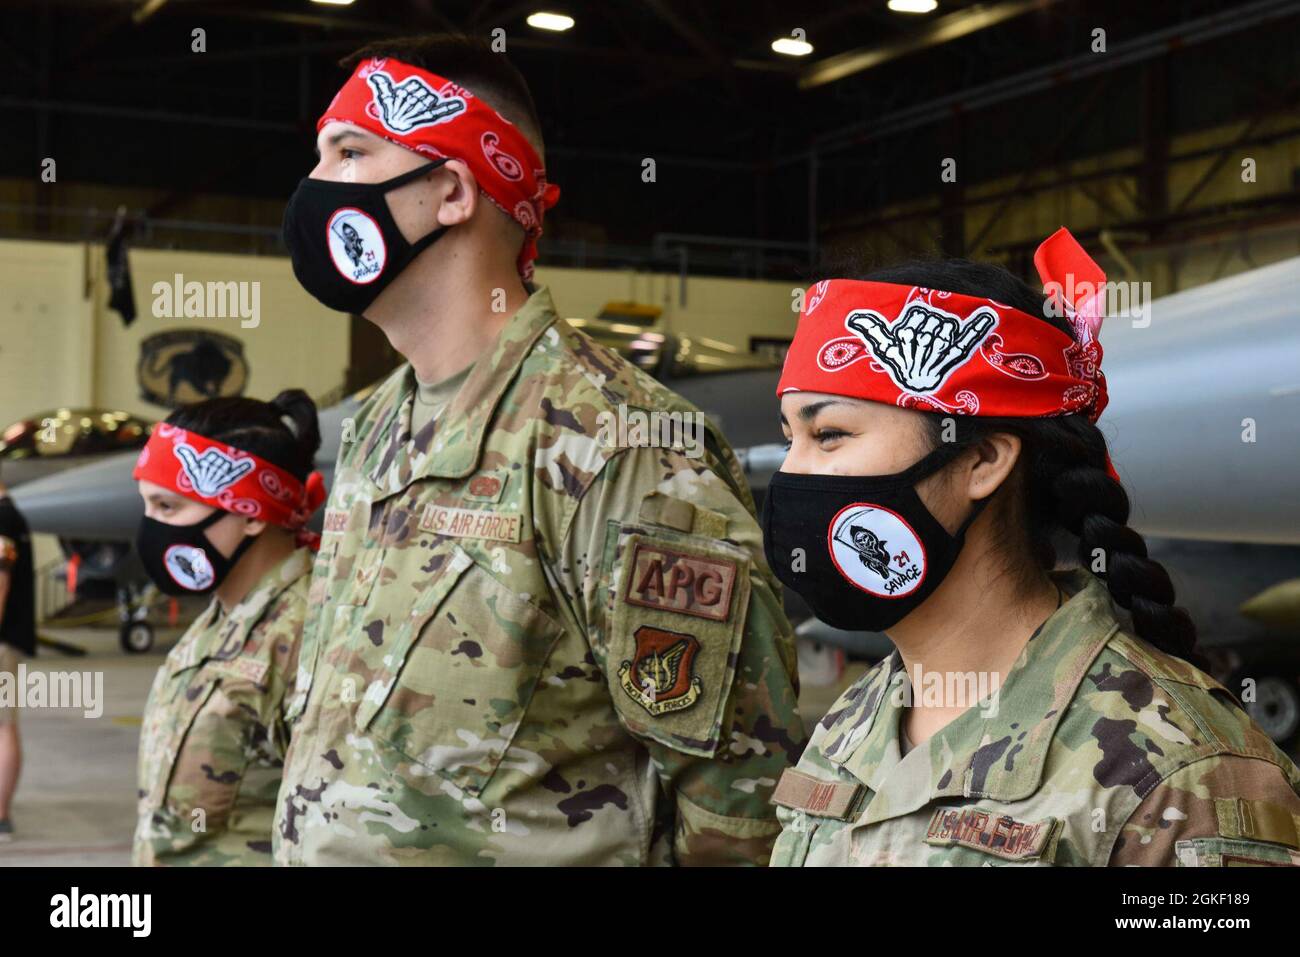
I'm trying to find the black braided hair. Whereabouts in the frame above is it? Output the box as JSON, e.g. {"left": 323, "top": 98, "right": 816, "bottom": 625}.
{"left": 861, "top": 259, "right": 1201, "bottom": 666}
{"left": 164, "top": 389, "right": 322, "bottom": 482}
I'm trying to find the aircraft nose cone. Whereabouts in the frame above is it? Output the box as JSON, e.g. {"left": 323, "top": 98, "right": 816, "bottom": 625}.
{"left": 9, "top": 450, "right": 143, "bottom": 542}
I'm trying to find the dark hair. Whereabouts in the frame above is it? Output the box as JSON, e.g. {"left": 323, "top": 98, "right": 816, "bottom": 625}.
{"left": 862, "top": 258, "right": 1201, "bottom": 666}
{"left": 340, "top": 33, "right": 543, "bottom": 155}
{"left": 164, "top": 389, "right": 321, "bottom": 483}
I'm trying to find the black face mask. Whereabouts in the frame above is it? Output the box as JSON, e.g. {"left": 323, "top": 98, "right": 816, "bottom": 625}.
{"left": 136, "top": 511, "right": 256, "bottom": 597}
{"left": 761, "top": 444, "right": 989, "bottom": 633}
{"left": 282, "top": 159, "right": 450, "bottom": 315}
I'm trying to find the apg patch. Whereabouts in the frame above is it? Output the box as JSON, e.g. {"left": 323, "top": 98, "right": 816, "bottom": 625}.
{"left": 924, "top": 807, "right": 1057, "bottom": 861}
{"left": 606, "top": 531, "right": 751, "bottom": 755}
{"left": 623, "top": 541, "right": 737, "bottom": 622}
{"left": 618, "top": 625, "right": 702, "bottom": 716}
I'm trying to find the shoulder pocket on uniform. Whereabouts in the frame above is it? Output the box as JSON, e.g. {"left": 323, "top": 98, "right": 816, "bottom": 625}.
{"left": 354, "top": 544, "right": 563, "bottom": 797}
{"left": 1176, "top": 837, "right": 1300, "bottom": 866}
{"left": 605, "top": 525, "right": 751, "bottom": 758}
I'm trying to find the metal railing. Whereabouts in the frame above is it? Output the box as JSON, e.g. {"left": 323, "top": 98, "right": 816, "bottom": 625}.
{"left": 0, "top": 202, "right": 285, "bottom": 256}
{"left": 0, "top": 202, "right": 818, "bottom": 280}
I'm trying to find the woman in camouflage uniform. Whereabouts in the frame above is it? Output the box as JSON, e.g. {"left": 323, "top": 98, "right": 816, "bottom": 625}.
{"left": 763, "top": 231, "right": 1300, "bottom": 867}
{"left": 131, "top": 390, "right": 325, "bottom": 866}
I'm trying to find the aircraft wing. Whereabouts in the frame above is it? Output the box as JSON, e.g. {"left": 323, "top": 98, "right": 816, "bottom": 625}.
{"left": 1100, "top": 254, "right": 1300, "bottom": 545}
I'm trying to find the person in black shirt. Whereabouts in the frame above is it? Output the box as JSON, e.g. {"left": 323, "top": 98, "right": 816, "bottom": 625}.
{"left": 0, "top": 463, "right": 36, "bottom": 841}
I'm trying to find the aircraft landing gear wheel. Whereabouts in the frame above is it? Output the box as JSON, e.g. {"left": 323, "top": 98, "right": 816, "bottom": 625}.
{"left": 1244, "top": 674, "right": 1300, "bottom": 745}
{"left": 120, "top": 621, "right": 154, "bottom": 654}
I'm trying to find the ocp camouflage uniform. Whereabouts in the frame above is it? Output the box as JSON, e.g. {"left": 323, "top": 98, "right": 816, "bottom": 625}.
{"left": 133, "top": 548, "right": 311, "bottom": 866}
{"left": 771, "top": 569, "right": 1300, "bottom": 866}
{"left": 274, "top": 285, "right": 806, "bottom": 866}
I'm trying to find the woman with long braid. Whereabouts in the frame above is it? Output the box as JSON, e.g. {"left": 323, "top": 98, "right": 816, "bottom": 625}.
{"left": 763, "top": 229, "right": 1300, "bottom": 866}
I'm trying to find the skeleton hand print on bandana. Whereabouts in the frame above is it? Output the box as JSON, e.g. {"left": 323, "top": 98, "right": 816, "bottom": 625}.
{"left": 845, "top": 301, "right": 999, "bottom": 395}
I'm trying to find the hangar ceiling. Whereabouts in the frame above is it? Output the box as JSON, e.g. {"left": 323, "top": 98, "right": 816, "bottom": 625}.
{"left": 2, "top": 0, "right": 1298, "bottom": 279}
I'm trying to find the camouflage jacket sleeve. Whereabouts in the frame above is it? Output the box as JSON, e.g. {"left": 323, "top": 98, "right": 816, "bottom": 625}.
{"left": 553, "top": 442, "right": 807, "bottom": 866}
{"left": 285, "top": 549, "right": 329, "bottom": 723}
{"left": 1110, "top": 754, "right": 1300, "bottom": 866}
{"left": 135, "top": 580, "right": 307, "bottom": 866}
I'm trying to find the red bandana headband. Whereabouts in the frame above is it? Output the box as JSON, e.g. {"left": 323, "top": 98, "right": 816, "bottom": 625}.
{"left": 778, "top": 227, "right": 1117, "bottom": 478}
{"left": 133, "top": 424, "right": 328, "bottom": 550}
{"left": 320, "top": 57, "right": 560, "bottom": 281}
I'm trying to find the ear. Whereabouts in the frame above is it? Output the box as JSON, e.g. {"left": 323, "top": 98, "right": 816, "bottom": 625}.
{"left": 434, "top": 159, "right": 479, "bottom": 227}
{"left": 962, "top": 431, "right": 1022, "bottom": 503}
{"left": 242, "top": 517, "right": 269, "bottom": 538}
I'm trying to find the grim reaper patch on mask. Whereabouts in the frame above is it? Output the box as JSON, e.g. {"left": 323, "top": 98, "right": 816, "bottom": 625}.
{"left": 163, "top": 543, "right": 215, "bottom": 591}
{"left": 326, "top": 208, "right": 386, "bottom": 283}
{"left": 828, "top": 503, "right": 926, "bottom": 598}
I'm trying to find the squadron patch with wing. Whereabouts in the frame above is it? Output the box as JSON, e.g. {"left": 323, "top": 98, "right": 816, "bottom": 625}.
{"left": 618, "top": 625, "right": 702, "bottom": 716}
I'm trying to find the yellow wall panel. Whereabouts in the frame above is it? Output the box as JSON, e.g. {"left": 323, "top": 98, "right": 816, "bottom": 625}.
{"left": 1, "top": 241, "right": 799, "bottom": 435}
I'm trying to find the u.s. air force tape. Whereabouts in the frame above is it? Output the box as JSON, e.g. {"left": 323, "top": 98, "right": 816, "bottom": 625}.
{"left": 419, "top": 504, "right": 522, "bottom": 543}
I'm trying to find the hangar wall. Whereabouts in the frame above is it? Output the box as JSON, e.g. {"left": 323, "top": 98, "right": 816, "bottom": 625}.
{"left": 0, "top": 240, "right": 98, "bottom": 423}
{"left": 534, "top": 264, "right": 797, "bottom": 343}
{"left": 0, "top": 239, "right": 798, "bottom": 426}
{"left": 0, "top": 239, "right": 351, "bottom": 425}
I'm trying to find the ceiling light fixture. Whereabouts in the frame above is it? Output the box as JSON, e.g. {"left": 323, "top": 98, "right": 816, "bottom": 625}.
{"left": 527, "top": 12, "right": 575, "bottom": 31}
{"left": 772, "top": 37, "right": 814, "bottom": 56}
{"left": 887, "top": 0, "right": 939, "bottom": 13}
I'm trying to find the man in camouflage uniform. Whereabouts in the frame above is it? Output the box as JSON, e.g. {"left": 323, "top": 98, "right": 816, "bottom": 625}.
{"left": 135, "top": 548, "right": 310, "bottom": 866}
{"left": 770, "top": 569, "right": 1300, "bottom": 866}
{"left": 273, "top": 36, "right": 805, "bottom": 866}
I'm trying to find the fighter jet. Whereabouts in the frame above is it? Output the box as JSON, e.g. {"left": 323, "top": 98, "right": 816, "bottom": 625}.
{"left": 1, "top": 408, "right": 155, "bottom": 650}
{"left": 0, "top": 407, "right": 152, "bottom": 489}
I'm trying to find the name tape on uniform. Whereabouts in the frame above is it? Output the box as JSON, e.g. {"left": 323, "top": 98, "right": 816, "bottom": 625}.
{"left": 205, "top": 656, "right": 270, "bottom": 687}
{"left": 419, "top": 504, "right": 522, "bottom": 543}
{"left": 624, "top": 541, "right": 737, "bottom": 622}
{"left": 771, "top": 768, "right": 862, "bottom": 820}
{"left": 924, "top": 807, "right": 1057, "bottom": 861}
{"left": 323, "top": 509, "right": 349, "bottom": 532}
